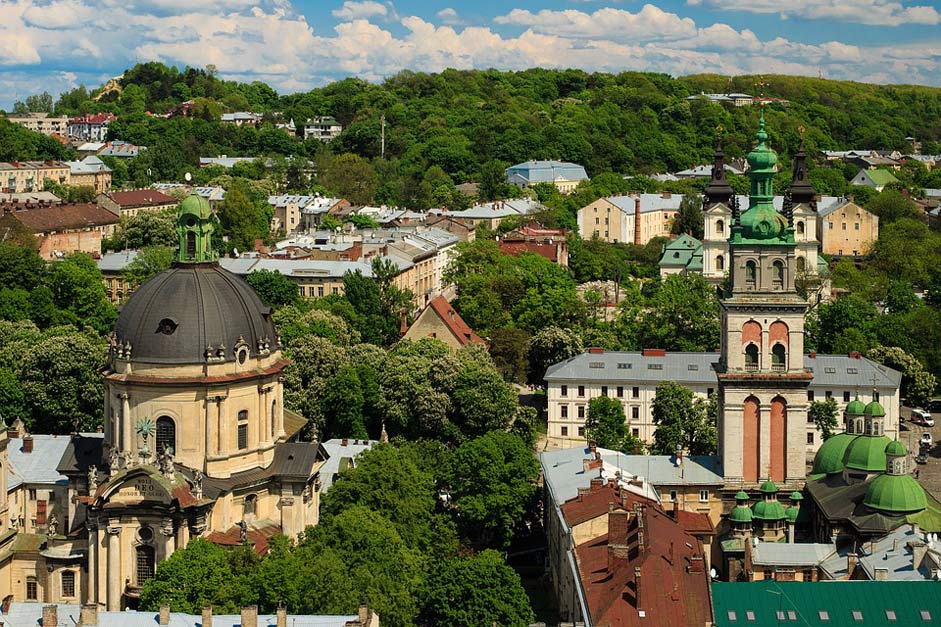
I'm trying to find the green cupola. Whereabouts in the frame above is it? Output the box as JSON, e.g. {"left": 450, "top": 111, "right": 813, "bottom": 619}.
{"left": 177, "top": 194, "right": 217, "bottom": 263}
{"left": 729, "top": 490, "right": 754, "bottom": 524}
{"left": 846, "top": 396, "right": 866, "bottom": 417}
{"left": 864, "top": 399, "right": 886, "bottom": 418}
{"left": 733, "top": 110, "right": 792, "bottom": 244}
{"left": 752, "top": 481, "right": 786, "bottom": 521}
{"left": 811, "top": 432, "right": 855, "bottom": 476}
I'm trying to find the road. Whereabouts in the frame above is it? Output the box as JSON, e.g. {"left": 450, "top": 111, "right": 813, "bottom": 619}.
{"left": 902, "top": 405, "right": 941, "bottom": 500}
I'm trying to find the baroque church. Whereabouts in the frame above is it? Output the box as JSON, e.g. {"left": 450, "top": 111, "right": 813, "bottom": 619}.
{"left": 0, "top": 195, "right": 327, "bottom": 608}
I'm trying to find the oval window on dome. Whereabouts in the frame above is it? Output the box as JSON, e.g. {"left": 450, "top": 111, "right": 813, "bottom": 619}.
{"left": 237, "top": 346, "right": 249, "bottom": 365}
{"left": 156, "top": 318, "right": 178, "bottom": 335}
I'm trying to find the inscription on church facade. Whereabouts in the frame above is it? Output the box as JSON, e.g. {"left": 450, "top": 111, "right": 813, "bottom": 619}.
{"left": 112, "top": 476, "right": 165, "bottom": 501}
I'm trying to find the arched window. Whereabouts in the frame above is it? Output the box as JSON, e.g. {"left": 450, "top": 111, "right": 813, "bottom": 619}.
{"left": 716, "top": 219, "right": 725, "bottom": 234}
{"left": 796, "top": 221, "right": 805, "bottom": 235}
{"left": 771, "top": 343, "right": 786, "bottom": 371}
{"left": 136, "top": 545, "right": 155, "bottom": 585}
{"left": 244, "top": 494, "right": 257, "bottom": 519}
{"left": 773, "top": 260, "right": 785, "bottom": 287}
{"left": 237, "top": 410, "right": 249, "bottom": 450}
{"left": 745, "top": 344, "right": 759, "bottom": 371}
{"left": 61, "top": 570, "right": 75, "bottom": 598}
{"left": 716, "top": 254, "right": 725, "bottom": 271}
{"left": 796, "top": 256, "right": 806, "bottom": 273}
{"left": 185, "top": 231, "right": 196, "bottom": 258}
{"left": 156, "top": 416, "right": 176, "bottom": 455}
{"left": 745, "top": 260, "right": 757, "bottom": 285}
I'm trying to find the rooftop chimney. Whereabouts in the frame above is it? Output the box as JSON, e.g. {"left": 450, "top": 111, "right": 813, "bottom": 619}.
{"left": 241, "top": 606, "right": 257, "bottom": 627}
{"left": 874, "top": 567, "right": 889, "bottom": 581}
{"left": 634, "top": 566, "right": 643, "bottom": 610}
{"left": 634, "top": 196, "right": 642, "bottom": 246}
{"left": 276, "top": 606, "right": 286, "bottom": 627}
{"left": 42, "top": 605, "right": 57, "bottom": 627}
{"left": 201, "top": 607, "right": 212, "bottom": 627}
{"left": 22, "top": 435, "right": 33, "bottom": 453}
{"left": 159, "top": 606, "right": 170, "bottom": 625}
{"left": 79, "top": 604, "right": 97, "bottom": 627}
{"left": 847, "top": 552, "right": 858, "bottom": 576}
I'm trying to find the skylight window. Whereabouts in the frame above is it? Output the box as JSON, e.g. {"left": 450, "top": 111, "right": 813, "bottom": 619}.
{"left": 746, "top": 611, "right": 755, "bottom": 622}
{"left": 787, "top": 611, "right": 797, "bottom": 621}
{"left": 776, "top": 611, "right": 786, "bottom": 621}
{"left": 921, "top": 610, "right": 932, "bottom": 621}
{"left": 886, "top": 610, "right": 897, "bottom": 621}
{"left": 727, "top": 611, "right": 737, "bottom": 621}
{"left": 853, "top": 610, "right": 864, "bottom": 621}
{"left": 819, "top": 611, "right": 830, "bottom": 621}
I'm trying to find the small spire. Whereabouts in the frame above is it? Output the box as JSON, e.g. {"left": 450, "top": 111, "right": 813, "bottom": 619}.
{"left": 704, "top": 124, "right": 734, "bottom": 206}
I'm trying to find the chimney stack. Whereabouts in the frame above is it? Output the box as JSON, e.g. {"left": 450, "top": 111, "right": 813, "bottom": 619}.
{"left": 159, "top": 606, "right": 170, "bottom": 625}
{"left": 79, "top": 604, "right": 98, "bottom": 627}
{"left": 358, "top": 604, "right": 371, "bottom": 625}
{"left": 276, "top": 606, "right": 286, "bottom": 627}
{"left": 42, "top": 605, "right": 57, "bottom": 627}
{"left": 874, "top": 567, "right": 889, "bottom": 581}
{"left": 23, "top": 435, "right": 33, "bottom": 453}
{"left": 633, "top": 196, "right": 642, "bottom": 246}
{"left": 847, "top": 552, "right": 858, "bottom": 576}
{"left": 201, "top": 607, "right": 212, "bottom": 627}
{"left": 241, "top": 606, "right": 257, "bottom": 627}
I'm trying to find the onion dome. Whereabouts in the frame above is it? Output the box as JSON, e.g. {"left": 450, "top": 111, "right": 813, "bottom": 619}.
{"left": 846, "top": 396, "right": 866, "bottom": 417}
{"left": 729, "top": 490, "right": 753, "bottom": 523}
{"left": 789, "top": 491, "right": 803, "bottom": 503}
{"left": 864, "top": 473, "right": 928, "bottom": 513}
{"left": 752, "top": 498, "right": 787, "bottom": 521}
{"left": 864, "top": 399, "right": 886, "bottom": 418}
{"left": 885, "top": 439, "right": 907, "bottom": 458}
{"left": 844, "top": 435, "right": 892, "bottom": 472}
{"left": 758, "top": 480, "right": 779, "bottom": 494}
{"left": 180, "top": 194, "right": 212, "bottom": 220}
{"left": 812, "top": 432, "right": 856, "bottom": 475}
{"left": 739, "top": 203, "right": 789, "bottom": 240}
{"left": 746, "top": 111, "right": 778, "bottom": 172}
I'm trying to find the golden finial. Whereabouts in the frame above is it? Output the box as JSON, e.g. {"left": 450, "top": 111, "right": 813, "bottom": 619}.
{"left": 798, "top": 125, "right": 805, "bottom": 138}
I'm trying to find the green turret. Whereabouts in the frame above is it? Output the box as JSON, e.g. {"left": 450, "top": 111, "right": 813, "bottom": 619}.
{"left": 177, "top": 195, "right": 217, "bottom": 263}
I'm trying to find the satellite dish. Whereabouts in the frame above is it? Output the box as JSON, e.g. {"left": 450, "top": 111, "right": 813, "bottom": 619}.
{"left": 710, "top": 568, "right": 717, "bottom": 579}
{"left": 184, "top": 172, "right": 192, "bottom": 182}
{"left": 233, "top": 248, "right": 239, "bottom": 257}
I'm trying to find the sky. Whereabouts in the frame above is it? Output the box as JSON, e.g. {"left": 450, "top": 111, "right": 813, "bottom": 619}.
{"left": 0, "top": 0, "right": 940, "bottom": 109}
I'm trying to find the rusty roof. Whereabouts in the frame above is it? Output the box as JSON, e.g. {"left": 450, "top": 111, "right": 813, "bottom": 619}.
{"left": 8, "top": 202, "right": 118, "bottom": 232}
{"left": 206, "top": 519, "right": 282, "bottom": 555}
{"left": 107, "top": 189, "right": 176, "bottom": 207}
{"left": 423, "top": 295, "right": 485, "bottom": 346}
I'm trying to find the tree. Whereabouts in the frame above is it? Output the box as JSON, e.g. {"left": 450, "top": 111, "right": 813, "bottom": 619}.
{"left": 450, "top": 358, "right": 519, "bottom": 438}
{"left": 247, "top": 269, "right": 299, "bottom": 308}
{"left": 45, "top": 253, "right": 117, "bottom": 334}
{"left": 650, "top": 382, "right": 717, "bottom": 455}
{"left": 418, "top": 550, "right": 535, "bottom": 627}
{"left": 640, "top": 274, "right": 720, "bottom": 351}
{"left": 104, "top": 209, "right": 177, "bottom": 251}
{"left": 321, "top": 366, "right": 367, "bottom": 439}
{"left": 218, "top": 183, "right": 270, "bottom": 251}
{"left": 488, "top": 328, "right": 530, "bottom": 384}
{"left": 671, "top": 194, "right": 704, "bottom": 239}
{"left": 140, "top": 538, "right": 241, "bottom": 613}
{"left": 584, "top": 396, "right": 628, "bottom": 449}
{"left": 448, "top": 431, "right": 539, "bottom": 549}
{"left": 123, "top": 246, "right": 174, "bottom": 287}
{"left": 528, "top": 325, "right": 583, "bottom": 384}
{"left": 318, "top": 153, "right": 378, "bottom": 205}
{"left": 867, "top": 345, "right": 937, "bottom": 407}
{"left": 866, "top": 189, "right": 920, "bottom": 224}
{"left": 809, "top": 398, "right": 840, "bottom": 441}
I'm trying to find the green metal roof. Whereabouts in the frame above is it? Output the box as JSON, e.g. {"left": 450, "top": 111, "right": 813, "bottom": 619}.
{"left": 658, "top": 233, "right": 702, "bottom": 268}
{"left": 844, "top": 435, "right": 892, "bottom": 472}
{"left": 885, "top": 439, "right": 907, "bottom": 457}
{"left": 729, "top": 505, "right": 753, "bottom": 523}
{"left": 752, "top": 498, "right": 787, "bottom": 521}
{"left": 846, "top": 396, "right": 866, "bottom": 416}
{"left": 759, "top": 480, "right": 779, "bottom": 494}
{"left": 785, "top": 505, "right": 800, "bottom": 523}
{"left": 713, "top": 580, "right": 941, "bottom": 627}
{"left": 864, "top": 473, "right": 928, "bottom": 513}
{"left": 865, "top": 399, "right": 886, "bottom": 417}
{"left": 812, "top": 432, "right": 856, "bottom": 475}
{"left": 180, "top": 194, "right": 212, "bottom": 220}
{"left": 735, "top": 490, "right": 750, "bottom": 502}
{"left": 867, "top": 169, "right": 900, "bottom": 187}
{"left": 789, "top": 491, "right": 804, "bottom": 502}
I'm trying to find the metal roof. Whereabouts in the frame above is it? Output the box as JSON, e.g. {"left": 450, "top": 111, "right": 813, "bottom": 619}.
{"left": 544, "top": 351, "right": 902, "bottom": 389}
{"left": 599, "top": 193, "right": 844, "bottom": 215}
{"left": 2, "top": 603, "right": 358, "bottom": 627}
{"left": 97, "top": 250, "right": 139, "bottom": 272}
{"left": 751, "top": 541, "right": 836, "bottom": 566}
{"left": 820, "top": 525, "right": 941, "bottom": 581}
{"left": 713, "top": 580, "right": 941, "bottom": 627}
{"left": 505, "top": 160, "right": 588, "bottom": 184}
{"left": 319, "top": 438, "right": 376, "bottom": 493}
{"left": 8, "top": 435, "right": 99, "bottom": 489}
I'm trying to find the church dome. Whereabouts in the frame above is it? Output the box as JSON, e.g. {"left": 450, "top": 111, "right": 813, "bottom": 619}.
{"left": 729, "top": 504, "right": 753, "bottom": 524}
{"left": 746, "top": 112, "right": 778, "bottom": 172}
{"left": 846, "top": 397, "right": 866, "bottom": 416}
{"left": 752, "top": 498, "right": 786, "bottom": 521}
{"left": 885, "top": 439, "right": 907, "bottom": 457}
{"left": 180, "top": 194, "right": 212, "bottom": 220}
{"left": 113, "top": 263, "right": 278, "bottom": 365}
{"left": 812, "top": 432, "right": 856, "bottom": 475}
{"left": 844, "top": 435, "right": 892, "bottom": 472}
{"left": 864, "top": 473, "right": 928, "bottom": 513}
{"left": 739, "top": 204, "right": 789, "bottom": 240}
{"left": 758, "top": 480, "right": 779, "bottom": 494}
{"left": 864, "top": 399, "right": 886, "bottom": 417}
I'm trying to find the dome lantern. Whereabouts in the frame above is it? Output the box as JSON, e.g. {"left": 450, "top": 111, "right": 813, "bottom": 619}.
{"left": 177, "top": 194, "right": 217, "bottom": 264}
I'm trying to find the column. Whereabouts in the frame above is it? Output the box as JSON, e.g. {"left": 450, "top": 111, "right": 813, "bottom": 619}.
{"left": 204, "top": 396, "right": 213, "bottom": 464}
{"left": 119, "top": 393, "right": 131, "bottom": 452}
{"left": 759, "top": 395, "right": 772, "bottom": 482}
{"left": 161, "top": 518, "right": 176, "bottom": 557}
{"left": 106, "top": 524, "right": 121, "bottom": 611}
{"left": 276, "top": 381, "right": 285, "bottom": 438}
{"left": 87, "top": 520, "right": 98, "bottom": 605}
{"left": 216, "top": 397, "right": 227, "bottom": 455}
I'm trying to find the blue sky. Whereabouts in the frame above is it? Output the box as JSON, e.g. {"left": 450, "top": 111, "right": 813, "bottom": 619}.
{"left": 1, "top": 0, "right": 940, "bottom": 109}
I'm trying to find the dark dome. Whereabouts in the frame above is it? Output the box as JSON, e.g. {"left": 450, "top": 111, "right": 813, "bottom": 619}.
{"left": 114, "top": 263, "right": 278, "bottom": 365}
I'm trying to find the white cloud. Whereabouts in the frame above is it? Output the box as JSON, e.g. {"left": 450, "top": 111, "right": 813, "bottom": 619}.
{"left": 331, "top": 0, "right": 387, "bottom": 20}
{"left": 495, "top": 5, "right": 698, "bottom": 41}
{"left": 688, "top": 0, "right": 941, "bottom": 26}
{"left": 436, "top": 7, "right": 463, "bottom": 26}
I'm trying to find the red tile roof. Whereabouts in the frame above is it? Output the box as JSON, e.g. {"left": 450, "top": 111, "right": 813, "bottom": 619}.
{"left": 7, "top": 202, "right": 119, "bottom": 232}
{"left": 107, "top": 189, "right": 176, "bottom": 208}
{"left": 498, "top": 240, "right": 564, "bottom": 263}
{"left": 207, "top": 520, "right": 282, "bottom": 555}
{"left": 424, "top": 296, "right": 485, "bottom": 346}
{"left": 566, "top": 481, "right": 712, "bottom": 626}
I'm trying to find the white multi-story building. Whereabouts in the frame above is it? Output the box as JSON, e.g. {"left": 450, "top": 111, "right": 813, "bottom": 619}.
{"left": 302, "top": 116, "right": 342, "bottom": 142}
{"left": 544, "top": 348, "right": 901, "bottom": 455}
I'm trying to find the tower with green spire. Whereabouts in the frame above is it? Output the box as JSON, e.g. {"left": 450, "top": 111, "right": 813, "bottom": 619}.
{"left": 716, "top": 110, "right": 813, "bottom": 489}
{"left": 177, "top": 194, "right": 217, "bottom": 263}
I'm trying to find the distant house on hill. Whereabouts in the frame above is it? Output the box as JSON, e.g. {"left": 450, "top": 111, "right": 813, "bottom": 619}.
{"left": 402, "top": 296, "right": 485, "bottom": 349}
{"left": 850, "top": 169, "right": 899, "bottom": 191}
{"left": 505, "top": 160, "right": 588, "bottom": 194}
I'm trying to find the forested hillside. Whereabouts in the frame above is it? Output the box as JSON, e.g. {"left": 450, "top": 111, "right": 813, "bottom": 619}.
{"left": 7, "top": 65, "right": 941, "bottom": 192}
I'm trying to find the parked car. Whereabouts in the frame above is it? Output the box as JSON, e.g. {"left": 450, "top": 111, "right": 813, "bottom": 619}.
{"left": 921, "top": 433, "right": 933, "bottom": 449}
{"left": 912, "top": 409, "right": 935, "bottom": 426}
{"left": 916, "top": 452, "right": 929, "bottom": 464}
{"left": 927, "top": 399, "right": 941, "bottom": 413}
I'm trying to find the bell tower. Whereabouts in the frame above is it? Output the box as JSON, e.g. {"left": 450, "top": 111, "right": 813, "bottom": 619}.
{"left": 717, "top": 111, "right": 812, "bottom": 488}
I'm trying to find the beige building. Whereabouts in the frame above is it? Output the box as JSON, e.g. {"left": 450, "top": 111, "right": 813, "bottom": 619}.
{"left": 5, "top": 113, "right": 70, "bottom": 136}
{"left": 577, "top": 193, "right": 680, "bottom": 244}
{"left": 402, "top": 296, "right": 485, "bottom": 349}
{"left": 818, "top": 200, "right": 879, "bottom": 257}
{"left": 0, "top": 161, "right": 70, "bottom": 193}
{"left": 65, "top": 157, "right": 112, "bottom": 194}
{"left": 505, "top": 160, "right": 588, "bottom": 195}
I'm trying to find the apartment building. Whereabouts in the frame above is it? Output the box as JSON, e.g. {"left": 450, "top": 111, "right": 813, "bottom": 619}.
{"left": 0, "top": 161, "right": 70, "bottom": 193}
{"left": 578, "top": 193, "right": 682, "bottom": 244}
{"left": 4, "top": 113, "right": 69, "bottom": 136}
{"left": 818, "top": 199, "right": 879, "bottom": 257}
{"left": 544, "top": 349, "right": 901, "bottom": 454}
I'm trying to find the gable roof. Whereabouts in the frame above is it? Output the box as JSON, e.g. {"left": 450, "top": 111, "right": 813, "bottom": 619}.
{"left": 8, "top": 435, "right": 94, "bottom": 489}
{"left": 9, "top": 202, "right": 119, "bottom": 232}
{"left": 106, "top": 189, "right": 176, "bottom": 208}
{"left": 506, "top": 160, "right": 588, "bottom": 184}
{"left": 414, "top": 296, "right": 485, "bottom": 346}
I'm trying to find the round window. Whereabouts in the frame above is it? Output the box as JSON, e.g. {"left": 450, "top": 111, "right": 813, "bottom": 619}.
{"left": 138, "top": 527, "right": 154, "bottom": 543}
{"left": 186, "top": 216, "right": 196, "bottom": 227}
{"left": 237, "top": 347, "right": 249, "bottom": 365}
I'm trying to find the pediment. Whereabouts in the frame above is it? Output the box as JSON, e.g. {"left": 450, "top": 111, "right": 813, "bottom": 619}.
{"left": 99, "top": 467, "right": 174, "bottom": 505}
